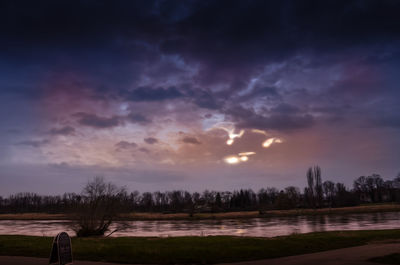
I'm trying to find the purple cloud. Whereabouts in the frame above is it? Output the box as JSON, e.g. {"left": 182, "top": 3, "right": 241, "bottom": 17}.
{"left": 48, "top": 126, "right": 75, "bottom": 136}
{"left": 73, "top": 112, "right": 121, "bottom": 129}
{"left": 144, "top": 137, "right": 158, "bottom": 144}
{"left": 115, "top": 141, "right": 138, "bottom": 150}
{"left": 182, "top": 136, "right": 201, "bottom": 145}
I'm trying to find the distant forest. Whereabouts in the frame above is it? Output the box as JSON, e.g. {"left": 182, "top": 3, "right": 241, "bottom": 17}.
{"left": 1, "top": 167, "right": 400, "bottom": 214}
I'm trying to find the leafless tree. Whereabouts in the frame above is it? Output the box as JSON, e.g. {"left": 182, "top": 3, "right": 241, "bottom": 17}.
{"left": 306, "top": 166, "right": 323, "bottom": 208}
{"left": 72, "top": 177, "right": 127, "bottom": 237}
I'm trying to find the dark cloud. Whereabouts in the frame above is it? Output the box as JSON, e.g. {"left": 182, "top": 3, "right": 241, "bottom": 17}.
{"left": 247, "top": 113, "right": 315, "bottom": 131}
{"left": 158, "top": 0, "right": 400, "bottom": 84}
{"left": 123, "top": 86, "right": 183, "bottom": 102}
{"left": 15, "top": 139, "right": 50, "bottom": 148}
{"left": 115, "top": 141, "right": 138, "bottom": 150}
{"left": 2, "top": 0, "right": 400, "bottom": 116}
{"left": 127, "top": 113, "right": 151, "bottom": 124}
{"left": 139, "top": 147, "right": 150, "bottom": 153}
{"left": 73, "top": 112, "right": 121, "bottom": 129}
{"left": 144, "top": 137, "right": 158, "bottom": 144}
{"left": 238, "top": 86, "right": 281, "bottom": 102}
{"left": 191, "top": 89, "right": 220, "bottom": 110}
{"left": 270, "top": 103, "right": 300, "bottom": 114}
{"left": 3, "top": 1, "right": 399, "bottom": 47}
{"left": 311, "top": 104, "right": 350, "bottom": 122}
{"left": 3, "top": 1, "right": 399, "bottom": 80}
{"left": 0, "top": 1, "right": 164, "bottom": 47}
{"left": 48, "top": 126, "right": 75, "bottom": 136}
{"left": 227, "top": 106, "right": 315, "bottom": 131}
{"left": 182, "top": 136, "right": 201, "bottom": 145}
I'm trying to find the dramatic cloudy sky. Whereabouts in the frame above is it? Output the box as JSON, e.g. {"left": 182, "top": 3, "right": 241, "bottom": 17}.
{"left": 1, "top": 0, "right": 400, "bottom": 195}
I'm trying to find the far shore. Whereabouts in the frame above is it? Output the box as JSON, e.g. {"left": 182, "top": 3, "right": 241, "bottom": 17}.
{"left": 1, "top": 203, "right": 399, "bottom": 221}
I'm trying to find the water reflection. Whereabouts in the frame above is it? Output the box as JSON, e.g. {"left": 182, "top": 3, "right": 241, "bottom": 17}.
{"left": 0, "top": 212, "right": 399, "bottom": 238}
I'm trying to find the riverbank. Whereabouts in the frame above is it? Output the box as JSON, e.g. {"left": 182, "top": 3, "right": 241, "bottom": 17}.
{"left": 0, "top": 203, "right": 399, "bottom": 220}
{"left": 1, "top": 230, "right": 400, "bottom": 264}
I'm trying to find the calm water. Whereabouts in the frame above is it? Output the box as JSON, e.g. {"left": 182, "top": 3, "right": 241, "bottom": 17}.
{"left": 1, "top": 212, "right": 399, "bottom": 238}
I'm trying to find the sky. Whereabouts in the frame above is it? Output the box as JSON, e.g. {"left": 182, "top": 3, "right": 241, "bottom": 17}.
{"left": 1, "top": 0, "right": 400, "bottom": 195}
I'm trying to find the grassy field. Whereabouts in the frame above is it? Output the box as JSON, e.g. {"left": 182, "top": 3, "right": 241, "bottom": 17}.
{"left": 1, "top": 230, "right": 400, "bottom": 264}
{"left": 1, "top": 203, "right": 399, "bottom": 220}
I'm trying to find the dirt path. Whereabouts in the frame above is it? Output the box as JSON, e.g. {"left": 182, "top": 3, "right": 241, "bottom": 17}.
{"left": 1, "top": 242, "right": 399, "bottom": 265}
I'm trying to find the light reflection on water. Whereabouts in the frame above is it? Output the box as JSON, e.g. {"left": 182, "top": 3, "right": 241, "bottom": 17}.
{"left": 0, "top": 212, "right": 399, "bottom": 238}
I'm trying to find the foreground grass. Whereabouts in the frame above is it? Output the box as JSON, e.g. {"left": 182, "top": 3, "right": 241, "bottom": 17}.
{"left": 1, "top": 203, "right": 399, "bottom": 220}
{"left": 1, "top": 230, "right": 400, "bottom": 264}
{"left": 370, "top": 253, "right": 400, "bottom": 264}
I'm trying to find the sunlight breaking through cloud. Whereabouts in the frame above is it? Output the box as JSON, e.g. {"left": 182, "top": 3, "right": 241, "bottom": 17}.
{"left": 252, "top": 129, "right": 283, "bottom": 148}
{"left": 252, "top": 129, "right": 268, "bottom": 136}
{"left": 262, "top": 138, "right": 283, "bottom": 148}
{"left": 240, "top": 156, "right": 248, "bottom": 161}
{"left": 226, "top": 130, "right": 244, "bottom": 145}
{"left": 238, "top": 152, "right": 256, "bottom": 156}
{"left": 224, "top": 156, "right": 240, "bottom": 164}
{"left": 211, "top": 123, "right": 245, "bottom": 146}
{"left": 224, "top": 151, "right": 255, "bottom": 165}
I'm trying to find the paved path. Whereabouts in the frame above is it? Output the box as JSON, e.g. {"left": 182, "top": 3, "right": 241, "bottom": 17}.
{"left": 222, "top": 242, "right": 400, "bottom": 265}
{"left": 0, "top": 256, "right": 127, "bottom": 265}
{"left": 1, "top": 242, "right": 399, "bottom": 265}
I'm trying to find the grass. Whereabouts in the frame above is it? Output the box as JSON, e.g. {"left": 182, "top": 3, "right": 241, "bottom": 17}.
{"left": 370, "top": 253, "right": 400, "bottom": 264}
{"left": 1, "top": 203, "right": 399, "bottom": 220}
{"left": 0, "top": 213, "right": 69, "bottom": 220}
{"left": 1, "top": 230, "right": 400, "bottom": 264}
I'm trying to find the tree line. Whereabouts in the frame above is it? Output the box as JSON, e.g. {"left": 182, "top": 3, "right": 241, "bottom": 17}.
{"left": 1, "top": 167, "right": 400, "bottom": 214}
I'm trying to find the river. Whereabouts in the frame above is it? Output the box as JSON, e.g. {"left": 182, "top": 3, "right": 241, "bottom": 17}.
{"left": 0, "top": 211, "right": 399, "bottom": 237}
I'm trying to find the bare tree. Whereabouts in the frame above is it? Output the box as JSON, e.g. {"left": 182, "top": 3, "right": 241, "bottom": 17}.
{"left": 72, "top": 177, "right": 127, "bottom": 237}
{"left": 323, "top": 181, "right": 335, "bottom": 207}
{"left": 314, "top": 166, "right": 323, "bottom": 207}
{"left": 306, "top": 166, "right": 323, "bottom": 208}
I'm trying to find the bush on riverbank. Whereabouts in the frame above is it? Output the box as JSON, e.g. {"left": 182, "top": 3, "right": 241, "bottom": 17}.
{"left": 72, "top": 177, "right": 127, "bottom": 237}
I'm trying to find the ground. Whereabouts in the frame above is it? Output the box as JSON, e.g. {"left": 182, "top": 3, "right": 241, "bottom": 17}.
{"left": 1, "top": 241, "right": 399, "bottom": 264}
